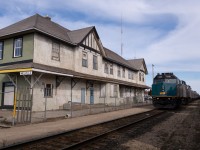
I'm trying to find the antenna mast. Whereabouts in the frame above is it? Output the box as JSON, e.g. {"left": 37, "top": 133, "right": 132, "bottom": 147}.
{"left": 121, "top": 13, "right": 123, "bottom": 57}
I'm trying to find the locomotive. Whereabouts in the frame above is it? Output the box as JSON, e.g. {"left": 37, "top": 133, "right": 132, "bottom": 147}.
{"left": 152, "top": 73, "right": 199, "bottom": 109}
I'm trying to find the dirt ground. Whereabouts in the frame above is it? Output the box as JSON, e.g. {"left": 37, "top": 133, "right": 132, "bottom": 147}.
{"left": 122, "top": 100, "right": 200, "bottom": 150}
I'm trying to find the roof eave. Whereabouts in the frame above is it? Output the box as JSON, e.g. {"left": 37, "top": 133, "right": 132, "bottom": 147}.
{"left": 0, "top": 27, "right": 76, "bottom": 46}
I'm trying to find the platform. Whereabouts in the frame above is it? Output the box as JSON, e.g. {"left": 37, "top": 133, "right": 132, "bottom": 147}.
{"left": 0, "top": 105, "right": 154, "bottom": 148}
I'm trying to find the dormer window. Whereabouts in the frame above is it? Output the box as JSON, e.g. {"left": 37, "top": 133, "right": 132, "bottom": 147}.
{"left": 14, "top": 38, "right": 22, "bottom": 57}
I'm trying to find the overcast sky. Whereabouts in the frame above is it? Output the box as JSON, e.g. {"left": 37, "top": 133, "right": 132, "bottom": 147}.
{"left": 0, "top": 0, "right": 200, "bottom": 93}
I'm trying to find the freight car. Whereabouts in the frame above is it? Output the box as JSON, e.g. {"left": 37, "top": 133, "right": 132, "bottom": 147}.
{"left": 152, "top": 73, "right": 199, "bottom": 109}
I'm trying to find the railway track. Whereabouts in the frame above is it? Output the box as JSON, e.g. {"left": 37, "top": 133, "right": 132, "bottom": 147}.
{"left": 1, "top": 109, "right": 165, "bottom": 150}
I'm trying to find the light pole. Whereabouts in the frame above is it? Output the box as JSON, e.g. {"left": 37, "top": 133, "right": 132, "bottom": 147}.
{"left": 152, "top": 64, "right": 154, "bottom": 82}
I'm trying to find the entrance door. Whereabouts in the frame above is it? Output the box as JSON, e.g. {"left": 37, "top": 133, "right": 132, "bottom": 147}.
{"left": 81, "top": 88, "right": 85, "bottom": 104}
{"left": 2, "top": 82, "right": 14, "bottom": 108}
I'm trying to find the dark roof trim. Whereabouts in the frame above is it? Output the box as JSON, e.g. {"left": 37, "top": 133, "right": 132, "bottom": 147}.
{"left": 0, "top": 59, "right": 33, "bottom": 67}
{"left": 0, "top": 27, "right": 76, "bottom": 46}
{"left": 80, "top": 44, "right": 101, "bottom": 54}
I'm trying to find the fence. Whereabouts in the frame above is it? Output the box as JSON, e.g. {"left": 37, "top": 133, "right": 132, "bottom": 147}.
{"left": 0, "top": 88, "right": 152, "bottom": 124}
{"left": 31, "top": 89, "right": 152, "bottom": 123}
{"left": 0, "top": 87, "right": 33, "bottom": 125}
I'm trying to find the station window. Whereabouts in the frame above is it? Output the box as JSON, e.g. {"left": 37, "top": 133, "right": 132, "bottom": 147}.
{"left": 104, "top": 62, "right": 109, "bottom": 74}
{"left": 44, "top": 84, "right": 53, "bottom": 97}
{"left": 122, "top": 68, "right": 125, "bottom": 78}
{"left": 82, "top": 51, "right": 88, "bottom": 67}
{"left": 93, "top": 55, "right": 98, "bottom": 70}
{"left": 13, "top": 38, "right": 22, "bottom": 57}
{"left": 117, "top": 66, "right": 121, "bottom": 77}
{"left": 0, "top": 41, "right": 3, "bottom": 59}
{"left": 110, "top": 64, "right": 113, "bottom": 75}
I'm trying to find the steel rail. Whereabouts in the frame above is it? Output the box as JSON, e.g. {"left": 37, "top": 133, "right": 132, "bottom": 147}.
{"left": 1, "top": 109, "right": 165, "bottom": 150}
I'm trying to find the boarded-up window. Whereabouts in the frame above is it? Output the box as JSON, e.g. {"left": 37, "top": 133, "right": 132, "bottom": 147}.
{"left": 100, "top": 84, "right": 106, "bottom": 97}
{"left": 111, "top": 84, "right": 118, "bottom": 97}
{"left": 52, "top": 42, "right": 60, "bottom": 61}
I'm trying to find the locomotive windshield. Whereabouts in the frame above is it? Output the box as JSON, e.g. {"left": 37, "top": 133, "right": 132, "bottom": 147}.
{"left": 154, "top": 79, "right": 177, "bottom": 84}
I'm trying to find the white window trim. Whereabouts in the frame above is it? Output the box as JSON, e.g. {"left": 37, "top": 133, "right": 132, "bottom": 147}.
{"left": 14, "top": 38, "right": 22, "bottom": 58}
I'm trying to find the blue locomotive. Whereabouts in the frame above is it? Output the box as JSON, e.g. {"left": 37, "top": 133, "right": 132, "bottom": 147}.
{"left": 152, "top": 73, "right": 199, "bottom": 109}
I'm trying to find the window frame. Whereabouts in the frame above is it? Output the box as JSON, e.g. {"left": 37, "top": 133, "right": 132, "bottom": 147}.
{"left": 82, "top": 51, "right": 88, "bottom": 67}
{"left": 110, "top": 64, "right": 113, "bottom": 75}
{"left": 100, "top": 84, "right": 106, "bottom": 98}
{"left": 104, "top": 62, "right": 109, "bottom": 74}
{"left": 44, "top": 84, "right": 53, "bottom": 97}
{"left": 122, "top": 67, "right": 125, "bottom": 78}
{"left": 117, "top": 66, "right": 121, "bottom": 77}
{"left": 0, "top": 41, "right": 3, "bottom": 60}
{"left": 93, "top": 55, "right": 98, "bottom": 70}
{"left": 51, "top": 41, "right": 60, "bottom": 61}
{"left": 110, "top": 84, "right": 118, "bottom": 98}
{"left": 139, "top": 72, "right": 142, "bottom": 81}
{"left": 13, "top": 37, "right": 23, "bottom": 58}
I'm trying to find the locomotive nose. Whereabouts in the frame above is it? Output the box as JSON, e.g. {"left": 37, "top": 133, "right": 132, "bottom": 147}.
{"left": 162, "top": 85, "right": 165, "bottom": 92}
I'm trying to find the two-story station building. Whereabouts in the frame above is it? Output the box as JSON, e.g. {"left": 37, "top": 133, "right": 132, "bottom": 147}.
{"left": 0, "top": 14, "right": 148, "bottom": 112}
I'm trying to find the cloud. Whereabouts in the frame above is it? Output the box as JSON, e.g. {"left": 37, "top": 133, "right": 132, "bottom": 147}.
{"left": 0, "top": 0, "right": 200, "bottom": 93}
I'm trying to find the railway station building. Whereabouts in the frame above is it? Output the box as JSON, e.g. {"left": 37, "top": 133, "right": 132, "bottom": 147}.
{"left": 0, "top": 14, "right": 149, "bottom": 121}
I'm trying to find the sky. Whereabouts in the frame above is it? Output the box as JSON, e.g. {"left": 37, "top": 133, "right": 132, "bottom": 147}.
{"left": 0, "top": 0, "right": 200, "bottom": 93}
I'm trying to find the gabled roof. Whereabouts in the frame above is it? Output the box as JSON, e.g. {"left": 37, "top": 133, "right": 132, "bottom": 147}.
{"left": 0, "top": 14, "right": 74, "bottom": 44}
{"left": 68, "top": 26, "right": 94, "bottom": 44}
{"left": 128, "top": 58, "right": 148, "bottom": 74}
{"left": 104, "top": 47, "right": 137, "bottom": 71}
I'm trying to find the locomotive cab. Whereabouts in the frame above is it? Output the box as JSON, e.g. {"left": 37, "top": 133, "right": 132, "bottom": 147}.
{"left": 152, "top": 73, "right": 181, "bottom": 109}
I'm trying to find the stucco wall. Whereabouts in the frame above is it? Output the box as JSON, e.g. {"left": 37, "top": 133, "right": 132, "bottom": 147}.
{"left": 33, "top": 33, "right": 75, "bottom": 70}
